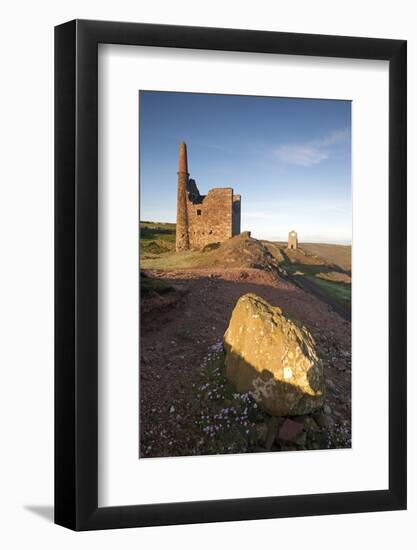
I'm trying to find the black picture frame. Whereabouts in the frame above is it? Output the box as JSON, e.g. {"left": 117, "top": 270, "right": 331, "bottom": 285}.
{"left": 55, "top": 19, "right": 407, "bottom": 531}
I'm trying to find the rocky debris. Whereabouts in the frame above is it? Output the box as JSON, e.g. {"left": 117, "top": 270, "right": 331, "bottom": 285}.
{"left": 140, "top": 278, "right": 187, "bottom": 320}
{"left": 265, "top": 417, "right": 280, "bottom": 450}
{"left": 251, "top": 407, "right": 350, "bottom": 452}
{"left": 255, "top": 422, "right": 268, "bottom": 444}
{"left": 304, "top": 417, "right": 319, "bottom": 431}
{"left": 309, "top": 430, "right": 328, "bottom": 450}
{"left": 326, "top": 379, "right": 337, "bottom": 391}
{"left": 140, "top": 268, "right": 351, "bottom": 458}
{"left": 295, "top": 431, "right": 307, "bottom": 447}
{"left": 204, "top": 232, "right": 281, "bottom": 271}
{"left": 278, "top": 419, "right": 304, "bottom": 442}
{"left": 316, "top": 271, "right": 351, "bottom": 284}
{"left": 223, "top": 293, "right": 325, "bottom": 416}
{"left": 313, "top": 412, "right": 334, "bottom": 428}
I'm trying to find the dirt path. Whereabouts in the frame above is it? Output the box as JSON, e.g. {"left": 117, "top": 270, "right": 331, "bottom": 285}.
{"left": 140, "top": 267, "right": 351, "bottom": 458}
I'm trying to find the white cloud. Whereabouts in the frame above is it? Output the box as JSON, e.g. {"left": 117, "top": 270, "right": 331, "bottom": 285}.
{"left": 276, "top": 144, "right": 328, "bottom": 166}
{"left": 312, "top": 127, "right": 349, "bottom": 148}
{"left": 275, "top": 128, "right": 349, "bottom": 167}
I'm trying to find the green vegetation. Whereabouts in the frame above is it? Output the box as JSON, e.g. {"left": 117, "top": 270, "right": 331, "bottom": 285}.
{"left": 192, "top": 346, "right": 351, "bottom": 454}
{"left": 279, "top": 250, "right": 351, "bottom": 312}
{"left": 141, "top": 231, "right": 280, "bottom": 271}
{"left": 307, "top": 275, "right": 351, "bottom": 304}
{"left": 281, "top": 257, "right": 347, "bottom": 280}
{"left": 141, "top": 249, "right": 209, "bottom": 270}
{"left": 139, "top": 221, "right": 351, "bottom": 314}
{"left": 140, "top": 271, "right": 173, "bottom": 296}
{"left": 140, "top": 221, "right": 176, "bottom": 257}
{"left": 192, "top": 347, "right": 262, "bottom": 455}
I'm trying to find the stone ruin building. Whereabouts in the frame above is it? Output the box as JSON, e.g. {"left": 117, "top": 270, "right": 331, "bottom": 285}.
{"left": 176, "top": 141, "right": 241, "bottom": 251}
{"left": 288, "top": 230, "right": 298, "bottom": 250}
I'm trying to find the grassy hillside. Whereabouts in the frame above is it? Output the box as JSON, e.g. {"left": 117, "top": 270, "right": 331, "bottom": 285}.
{"left": 139, "top": 223, "right": 351, "bottom": 270}
{"left": 140, "top": 221, "right": 176, "bottom": 257}
{"left": 139, "top": 222, "right": 351, "bottom": 317}
{"left": 311, "top": 275, "right": 351, "bottom": 304}
{"left": 277, "top": 246, "right": 351, "bottom": 315}
{"left": 300, "top": 243, "right": 351, "bottom": 272}
{"left": 141, "top": 231, "right": 280, "bottom": 271}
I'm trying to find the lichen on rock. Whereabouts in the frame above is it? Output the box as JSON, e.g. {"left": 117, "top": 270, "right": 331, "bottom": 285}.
{"left": 223, "top": 293, "right": 324, "bottom": 416}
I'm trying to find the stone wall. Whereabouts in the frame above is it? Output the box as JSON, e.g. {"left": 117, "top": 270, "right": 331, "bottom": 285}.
{"left": 175, "top": 141, "right": 241, "bottom": 251}
{"left": 288, "top": 230, "right": 298, "bottom": 250}
{"left": 232, "top": 195, "right": 241, "bottom": 236}
{"left": 187, "top": 188, "right": 234, "bottom": 249}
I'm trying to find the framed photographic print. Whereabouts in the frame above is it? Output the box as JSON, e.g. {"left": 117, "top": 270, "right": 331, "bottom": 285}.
{"left": 55, "top": 20, "right": 407, "bottom": 530}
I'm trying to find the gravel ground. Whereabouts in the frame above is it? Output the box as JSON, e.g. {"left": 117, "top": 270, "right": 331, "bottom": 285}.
{"left": 140, "top": 267, "right": 351, "bottom": 458}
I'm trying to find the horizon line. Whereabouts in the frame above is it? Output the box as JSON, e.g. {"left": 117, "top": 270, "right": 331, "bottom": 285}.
{"left": 139, "top": 220, "right": 351, "bottom": 247}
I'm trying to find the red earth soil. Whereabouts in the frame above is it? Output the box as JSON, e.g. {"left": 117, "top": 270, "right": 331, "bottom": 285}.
{"left": 140, "top": 267, "right": 351, "bottom": 458}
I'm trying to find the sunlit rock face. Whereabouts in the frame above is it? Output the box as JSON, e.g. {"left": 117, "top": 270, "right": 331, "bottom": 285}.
{"left": 223, "top": 293, "right": 324, "bottom": 416}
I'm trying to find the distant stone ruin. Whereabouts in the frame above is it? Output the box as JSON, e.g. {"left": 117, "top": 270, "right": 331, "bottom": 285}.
{"left": 288, "top": 230, "right": 298, "bottom": 250}
{"left": 175, "top": 142, "right": 241, "bottom": 251}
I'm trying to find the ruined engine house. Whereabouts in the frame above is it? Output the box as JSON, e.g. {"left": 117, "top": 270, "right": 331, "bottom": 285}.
{"left": 175, "top": 142, "right": 241, "bottom": 251}
{"left": 288, "top": 230, "right": 298, "bottom": 250}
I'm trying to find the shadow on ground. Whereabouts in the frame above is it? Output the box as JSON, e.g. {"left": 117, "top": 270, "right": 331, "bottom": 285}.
{"left": 24, "top": 505, "right": 54, "bottom": 523}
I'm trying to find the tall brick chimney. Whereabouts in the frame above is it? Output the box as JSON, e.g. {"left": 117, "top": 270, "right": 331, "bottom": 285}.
{"left": 176, "top": 142, "right": 190, "bottom": 251}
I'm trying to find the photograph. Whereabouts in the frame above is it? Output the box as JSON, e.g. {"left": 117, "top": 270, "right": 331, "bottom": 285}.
{"left": 139, "top": 91, "right": 352, "bottom": 458}
{"left": 0, "top": 0, "right": 409, "bottom": 541}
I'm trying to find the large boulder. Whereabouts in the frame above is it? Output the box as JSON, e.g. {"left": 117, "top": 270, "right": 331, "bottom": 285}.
{"left": 223, "top": 293, "right": 324, "bottom": 416}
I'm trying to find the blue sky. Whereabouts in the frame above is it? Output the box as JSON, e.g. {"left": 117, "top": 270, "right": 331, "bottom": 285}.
{"left": 139, "top": 91, "right": 351, "bottom": 244}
